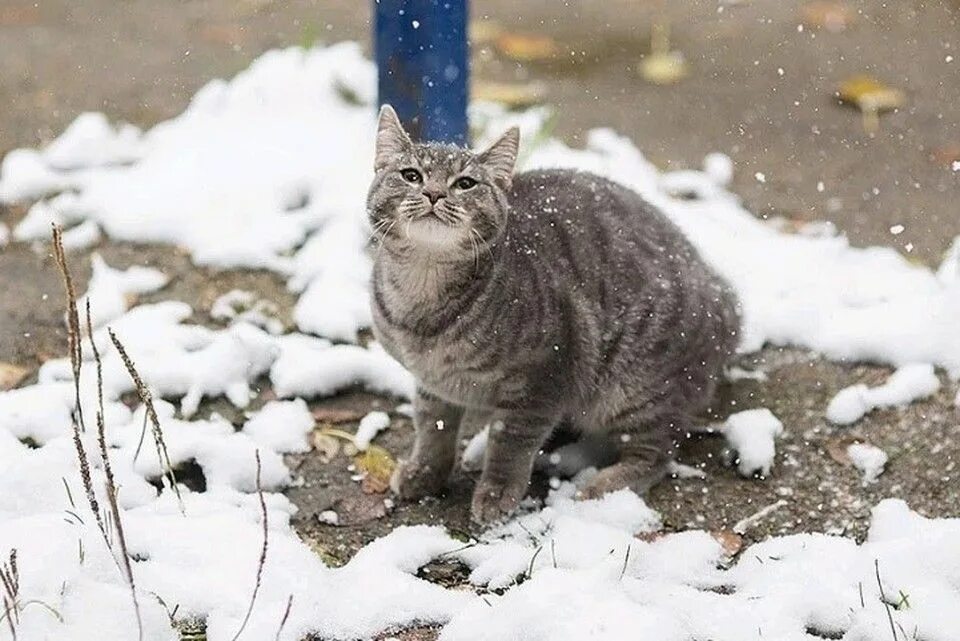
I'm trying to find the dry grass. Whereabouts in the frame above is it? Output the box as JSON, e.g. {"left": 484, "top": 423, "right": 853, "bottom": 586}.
{"left": 52, "top": 225, "right": 143, "bottom": 641}
{"left": 230, "top": 450, "right": 269, "bottom": 641}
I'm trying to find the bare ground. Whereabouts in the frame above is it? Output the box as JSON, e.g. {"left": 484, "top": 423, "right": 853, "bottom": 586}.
{"left": 1, "top": 1, "right": 959, "bottom": 637}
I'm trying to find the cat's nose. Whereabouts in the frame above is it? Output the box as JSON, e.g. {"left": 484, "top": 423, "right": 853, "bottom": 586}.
{"left": 422, "top": 188, "right": 446, "bottom": 205}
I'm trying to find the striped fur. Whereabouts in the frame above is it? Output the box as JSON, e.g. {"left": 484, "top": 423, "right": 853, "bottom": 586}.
{"left": 367, "top": 109, "right": 740, "bottom": 523}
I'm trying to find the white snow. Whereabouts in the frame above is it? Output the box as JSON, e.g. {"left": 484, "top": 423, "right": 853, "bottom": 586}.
{"left": 0, "top": 41, "right": 959, "bottom": 641}
{"left": 847, "top": 443, "right": 889, "bottom": 485}
{"left": 79, "top": 253, "right": 168, "bottom": 330}
{"left": 461, "top": 425, "right": 489, "bottom": 472}
{"left": 242, "top": 399, "right": 314, "bottom": 454}
{"left": 210, "top": 289, "right": 284, "bottom": 335}
{"left": 0, "top": 222, "right": 10, "bottom": 247}
{"left": 721, "top": 408, "right": 784, "bottom": 477}
{"left": 827, "top": 363, "right": 942, "bottom": 425}
{"left": 354, "top": 410, "right": 390, "bottom": 451}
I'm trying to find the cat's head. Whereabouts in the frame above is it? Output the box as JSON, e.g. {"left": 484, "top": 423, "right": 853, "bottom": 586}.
{"left": 367, "top": 104, "right": 519, "bottom": 256}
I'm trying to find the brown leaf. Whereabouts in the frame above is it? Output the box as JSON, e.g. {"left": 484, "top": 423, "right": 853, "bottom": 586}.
{"left": 494, "top": 32, "right": 559, "bottom": 62}
{"left": 0, "top": 6, "right": 41, "bottom": 27}
{"left": 635, "top": 531, "right": 667, "bottom": 543}
{"left": 711, "top": 530, "right": 744, "bottom": 557}
{"left": 312, "top": 406, "right": 366, "bottom": 424}
{"left": 929, "top": 145, "right": 960, "bottom": 167}
{"left": 0, "top": 362, "right": 29, "bottom": 391}
{"left": 801, "top": 2, "right": 855, "bottom": 32}
{"left": 826, "top": 436, "right": 863, "bottom": 465}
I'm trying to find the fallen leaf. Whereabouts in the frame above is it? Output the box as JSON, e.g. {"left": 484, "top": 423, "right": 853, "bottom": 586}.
{"left": 640, "top": 51, "right": 689, "bottom": 85}
{"left": 639, "top": 23, "right": 687, "bottom": 85}
{"left": 801, "top": 2, "right": 855, "bottom": 32}
{"left": 826, "top": 436, "right": 863, "bottom": 465}
{"left": 494, "top": 32, "right": 559, "bottom": 62}
{"left": 472, "top": 81, "right": 545, "bottom": 108}
{"left": 838, "top": 75, "right": 904, "bottom": 133}
{"left": 354, "top": 445, "right": 396, "bottom": 495}
{"left": 311, "top": 407, "right": 366, "bottom": 424}
{"left": 0, "top": 362, "right": 29, "bottom": 391}
{"left": 336, "top": 492, "right": 388, "bottom": 525}
{"left": 929, "top": 144, "right": 960, "bottom": 166}
{"left": 311, "top": 431, "right": 341, "bottom": 462}
{"left": 635, "top": 531, "right": 667, "bottom": 543}
{"left": 0, "top": 6, "right": 41, "bottom": 26}
{"left": 711, "top": 530, "right": 744, "bottom": 557}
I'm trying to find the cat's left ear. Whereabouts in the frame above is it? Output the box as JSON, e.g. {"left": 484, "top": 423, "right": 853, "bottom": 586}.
{"left": 375, "top": 104, "right": 414, "bottom": 171}
{"left": 477, "top": 127, "right": 520, "bottom": 188}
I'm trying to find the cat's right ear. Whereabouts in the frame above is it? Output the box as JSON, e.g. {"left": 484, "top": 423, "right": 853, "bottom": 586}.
{"left": 375, "top": 105, "right": 414, "bottom": 172}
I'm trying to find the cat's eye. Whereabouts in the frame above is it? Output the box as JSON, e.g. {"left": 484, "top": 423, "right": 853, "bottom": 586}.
{"left": 401, "top": 168, "right": 422, "bottom": 183}
{"left": 454, "top": 176, "right": 477, "bottom": 190}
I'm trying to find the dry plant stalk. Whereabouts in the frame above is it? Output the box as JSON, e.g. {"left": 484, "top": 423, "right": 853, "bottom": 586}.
{"left": 274, "top": 594, "right": 293, "bottom": 641}
{"left": 230, "top": 450, "right": 269, "bottom": 641}
{"left": 1, "top": 549, "right": 19, "bottom": 640}
{"left": 89, "top": 304, "right": 144, "bottom": 641}
{"left": 51, "top": 225, "right": 143, "bottom": 641}
{"left": 107, "top": 328, "right": 183, "bottom": 512}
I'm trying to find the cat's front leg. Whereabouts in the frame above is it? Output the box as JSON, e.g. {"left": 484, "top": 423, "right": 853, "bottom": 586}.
{"left": 471, "top": 412, "right": 555, "bottom": 524}
{"left": 390, "top": 387, "right": 464, "bottom": 500}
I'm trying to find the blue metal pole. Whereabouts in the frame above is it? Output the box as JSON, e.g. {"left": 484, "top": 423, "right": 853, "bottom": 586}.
{"left": 374, "top": 0, "right": 469, "bottom": 145}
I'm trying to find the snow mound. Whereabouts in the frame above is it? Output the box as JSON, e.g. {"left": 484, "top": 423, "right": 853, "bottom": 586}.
{"left": 827, "top": 363, "right": 941, "bottom": 426}
{"left": 847, "top": 442, "right": 889, "bottom": 485}
{"left": 721, "top": 408, "right": 784, "bottom": 477}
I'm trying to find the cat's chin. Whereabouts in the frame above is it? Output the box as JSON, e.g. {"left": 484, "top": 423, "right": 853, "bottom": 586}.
{"left": 402, "top": 216, "right": 466, "bottom": 250}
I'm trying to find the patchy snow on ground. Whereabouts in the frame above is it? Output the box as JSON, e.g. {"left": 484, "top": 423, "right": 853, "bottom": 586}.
{"left": 354, "top": 410, "right": 391, "bottom": 451}
{"left": 721, "top": 408, "right": 784, "bottom": 478}
{"left": 847, "top": 442, "right": 889, "bottom": 485}
{"left": 210, "top": 289, "right": 285, "bottom": 335}
{"left": 1, "top": 41, "right": 959, "bottom": 641}
{"left": 826, "top": 363, "right": 942, "bottom": 426}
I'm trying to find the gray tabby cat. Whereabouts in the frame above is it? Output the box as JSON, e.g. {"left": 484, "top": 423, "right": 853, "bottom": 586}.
{"left": 367, "top": 105, "right": 739, "bottom": 524}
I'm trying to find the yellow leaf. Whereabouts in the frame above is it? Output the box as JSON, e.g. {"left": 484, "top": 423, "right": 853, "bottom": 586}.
{"left": 354, "top": 445, "right": 396, "bottom": 494}
{"left": 495, "top": 32, "right": 559, "bottom": 62}
{"left": 0, "top": 362, "right": 29, "bottom": 391}
{"left": 640, "top": 51, "right": 688, "bottom": 85}
{"left": 472, "top": 81, "right": 545, "bottom": 108}
{"left": 310, "top": 431, "right": 341, "bottom": 463}
{"left": 838, "top": 75, "right": 904, "bottom": 113}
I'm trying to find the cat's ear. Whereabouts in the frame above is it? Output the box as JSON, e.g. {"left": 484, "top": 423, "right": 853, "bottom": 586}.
{"left": 375, "top": 104, "right": 414, "bottom": 171}
{"left": 477, "top": 127, "right": 520, "bottom": 188}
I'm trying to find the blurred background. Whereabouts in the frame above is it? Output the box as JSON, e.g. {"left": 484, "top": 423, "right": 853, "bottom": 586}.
{"left": 1, "top": 0, "right": 958, "bottom": 263}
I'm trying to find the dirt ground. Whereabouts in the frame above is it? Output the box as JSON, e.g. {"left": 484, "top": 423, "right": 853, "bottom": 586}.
{"left": 1, "top": 1, "right": 959, "bottom": 636}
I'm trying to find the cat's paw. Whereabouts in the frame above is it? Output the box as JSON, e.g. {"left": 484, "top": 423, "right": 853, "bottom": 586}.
{"left": 470, "top": 479, "right": 527, "bottom": 524}
{"left": 390, "top": 459, "right": 448, "bottom": 500}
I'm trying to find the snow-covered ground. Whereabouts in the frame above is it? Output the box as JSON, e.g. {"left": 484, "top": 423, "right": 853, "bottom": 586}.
{"left": 0, "top": 42, "right": 958, "bottom": 640}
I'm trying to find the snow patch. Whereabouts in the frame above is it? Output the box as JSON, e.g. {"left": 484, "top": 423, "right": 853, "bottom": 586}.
{"left": 721, "top": 408, "right": 784, "bottom": 477}
{"left": 826, "top": 363, "right": 941, "bottom": 426}
{"left": 847, "top": 443, "right": 888, "bottom": 485}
